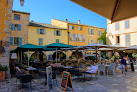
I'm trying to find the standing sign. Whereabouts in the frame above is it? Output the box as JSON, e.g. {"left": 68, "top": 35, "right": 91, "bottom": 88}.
{"left": 46, "top": 66, "right": 52, "bottom": 91}
{"left": 60, "top": 71, "right": 73, "bottom": 92}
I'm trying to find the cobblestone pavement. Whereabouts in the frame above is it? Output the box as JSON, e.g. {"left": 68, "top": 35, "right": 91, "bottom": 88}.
{"left": 1, "top": 68, "right": 137, "bottom": 92}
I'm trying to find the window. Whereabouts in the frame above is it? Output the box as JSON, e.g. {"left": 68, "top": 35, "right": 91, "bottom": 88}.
{"left": 54, "top": 30, "right": 61, "bottom": 36}
{"left": 39, "top": 38, "right": 43, "bottom": 46}
{"left": 11, "top": 24, "right": 21, "bottom": 31}
{"left": 72, "top": 26, "right": 75, "bottom": 30}
{"left": 98, "top": 30, "right": 102, "bottom": 36}
{"left": 82, "top": 35, "right": 85, "bottom": 42}
{"left": 69, "top": 25, "right": 72, "bottom": 29}
{"left": 14, "top": 14, "right": 20, "bottom": 20}
{"left": 40, "top": 29, "right": 44, "bottom": 34}
{"left": 56, "top": 39, "right": 59, "bottom": 43}
{"left": 77, "top": 34, "right": 80, "bottom": 41}
{"left": 69, "top": 34, "right": 72, "bottom": 41}
{"left": 116, "top": 36, "right": 120, "bottom": 45}
{"left": 89, "top": 29, "right": 94, "bottom": 35}
{"left": 14, "top": 24, "right": 19, "bottom": 30}
{"left": 77, "top": 26, "right": 83, "bottom": 30}
{"left": 125, "top": 20, "right": 129, "bottom": 28}
{"left": 115, "top": 22, "right": 119, "bottom": 30}
{"left": 126, "top": 34, "right": 130, "bottom": 46}
{"left": 91, "top": 40, "right": 94, "bottom": 44}
{"left": 10, "top": 37, "right": 22, "bottom": 46}
{"left": 14, "top": 37, "right": 19, "bottom": 45}
{"left": 88, "top": 39, "right": 91, "bottom": 44}
{"left": 37, "top": 28, "right": 46, "bottom": 34}
{"left": 72, "top": 34, "right": 77, "bottom": 41}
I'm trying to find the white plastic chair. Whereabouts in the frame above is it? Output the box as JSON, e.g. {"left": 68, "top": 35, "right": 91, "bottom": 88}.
{"left": 98, "top": 65, "right": 105, "bottom": 76}
{"left": 107, "top": 65, "right": 115, "bottom": 76}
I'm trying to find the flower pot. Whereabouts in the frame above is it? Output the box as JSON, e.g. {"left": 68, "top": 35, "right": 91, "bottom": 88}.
{"left": 0, "top": 71, "right": 5, "bottom": 80}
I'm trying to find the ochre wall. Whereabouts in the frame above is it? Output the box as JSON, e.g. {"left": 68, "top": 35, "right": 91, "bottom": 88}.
{"left": 28, "top": 26, "right": 68, "bottom": 45}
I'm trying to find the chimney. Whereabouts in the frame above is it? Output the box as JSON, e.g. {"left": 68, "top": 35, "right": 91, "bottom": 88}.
{"left": 31, "top": 20, "right": 34, "bottom": 22}
{"left": 66, "top": 19, "right": 68, "bottom": 21}
{"left": 78, "top": 20, "right": 80, "bottom": 24}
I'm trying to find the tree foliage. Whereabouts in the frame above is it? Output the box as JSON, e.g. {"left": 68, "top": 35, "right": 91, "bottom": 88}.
{"left": 97, "top": 31, "right": 107, "bottom": 45}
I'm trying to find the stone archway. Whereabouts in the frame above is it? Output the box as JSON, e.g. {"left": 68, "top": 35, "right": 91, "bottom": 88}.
{"left": 52, "top": 51, "right": 66, "bottom": 60}
{"left": 31, "top": 51, "right": 48, "bottom": 61}
{"left": 71, "top": 51, "right": 84, "bottom": 59}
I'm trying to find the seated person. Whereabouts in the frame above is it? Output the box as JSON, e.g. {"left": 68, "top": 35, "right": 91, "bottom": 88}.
{"left": 15, "top": 67, "right": 25, "bottom": 74}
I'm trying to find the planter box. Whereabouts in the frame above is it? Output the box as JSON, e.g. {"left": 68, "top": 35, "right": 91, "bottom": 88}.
{"left": 0, "top": 71, "right": 5, "bottom": 80}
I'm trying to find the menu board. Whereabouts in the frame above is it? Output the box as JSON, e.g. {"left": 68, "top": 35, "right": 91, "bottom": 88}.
{"left": 60, "top": 71, "right": 73, "bottom": 92}
{"left": 46, "top": 66, "right": 52, "bottom": 91}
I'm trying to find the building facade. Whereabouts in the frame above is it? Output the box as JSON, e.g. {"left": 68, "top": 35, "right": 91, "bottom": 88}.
{"left": 28, "top": 22, "right": 68, "bottom": 45}
{"left": 10, "top": 10, "right": 30, "bottom": 50}
{"left": 0, "top": 0, "right": 13, "bottom": 76}
{"left": 52, "top": 19, "right": 106, "bottom": 46}
{"left": 107, "top": 17, "right": 137, "bottom": 46}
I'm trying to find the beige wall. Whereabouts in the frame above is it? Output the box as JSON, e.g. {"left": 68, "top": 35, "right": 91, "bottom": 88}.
{"left": 51, "top": 19, "right": 68, "bottom": 29}
{"left": 10, "top": 11, "right": 30, "bottom": 50}
{"left": 107, "top": 17, "right": 137, "bottom": 46}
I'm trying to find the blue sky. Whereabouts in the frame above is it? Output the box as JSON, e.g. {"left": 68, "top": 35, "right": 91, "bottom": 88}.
{"left": 13, "top": 0, "right": 107, "bottom": 29}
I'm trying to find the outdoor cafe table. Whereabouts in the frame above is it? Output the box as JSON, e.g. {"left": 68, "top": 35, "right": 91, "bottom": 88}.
{"left": 26, "top": 67, "right": 37, "bottom": 77}
{"left": 76, "top": 68, "right": 87, "bottom": 82}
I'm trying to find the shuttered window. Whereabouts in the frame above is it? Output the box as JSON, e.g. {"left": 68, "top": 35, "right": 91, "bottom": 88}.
{"left": 10, "top": 37, "right": 22, "bottom": 46}
{"left": 10, "top": 37, "right": 13, "bottom": 45}
{"left": 37, "top": 28, "right": 46, "bottom": 34}
{"left": 54, "top": 30, "right": 61, "bottom": 36}
{"left": 56, "top": 39, "right": 59, "bottom": 43}
{"left": 69, "top": 33, "right": 72, "bottom": 41}
{"left": 91, "top": 40, "right": 94, "bottom": 44}
{"left": 11, "top": 24, "right": 21, "bottom": 31}
{"left": 126, "top": 34, "right": 130, "bottom": 46}
{"left": 39, "top": 38, "right": 43, "bottom": 46}
{"left": 115, "top": 22, "right": 119, "bottom": 30}
{"left": 82, "top": 35, "right": 85, "bottom": 42}
{"left": 125, "top": 20, "right": 129, "bottom": 28}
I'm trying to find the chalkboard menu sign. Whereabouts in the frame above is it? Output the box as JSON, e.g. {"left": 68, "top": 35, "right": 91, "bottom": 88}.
{"left": 46, "top": 66, "right": 52, "bottom": 91}
{"left": 60, "top": 71, "right": 73, "bottom": 92}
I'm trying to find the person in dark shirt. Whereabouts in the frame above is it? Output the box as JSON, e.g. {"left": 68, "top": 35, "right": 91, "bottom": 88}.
{"left": 129, "top": 57, "right": 135, "bottom": 72}
{"left": 121, "top": 56, "right": 127, "bottom": 75}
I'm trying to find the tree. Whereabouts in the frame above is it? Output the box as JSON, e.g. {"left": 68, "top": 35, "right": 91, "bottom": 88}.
{"left": 97, "top": 31, "right": 107, "bottom": 45}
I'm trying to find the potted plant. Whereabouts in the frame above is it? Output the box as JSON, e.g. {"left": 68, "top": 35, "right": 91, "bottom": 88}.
{"left": 0, "top": 64, "right": 8, "bottom": 80}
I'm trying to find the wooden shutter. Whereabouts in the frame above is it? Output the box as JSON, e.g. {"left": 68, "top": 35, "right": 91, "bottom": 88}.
{"left": 82, "top": 35, "right": 85, "bottom": 42}
{"left": 88, "top": 39, "right": 90, "bottom": 44}
{"left": 92, "top": 29, "right": 94, "bottom": 35}
{"left": 19, "top": 37, "right": 22, "bottom": 46}
{"left": 10, "top": 37, "right": 13, "bottom": 45}
{"left": 60, "top": 30, "right": 62, "bottom": 36}
{"left": 56, "top": 39, "right": 59, "bottom": 43}
{"left": 126, "top": 34, "right": 130, "bottom": 46}
{"left": 54, "top": 30, "right": 56, "bottom": 36}
{"left": 11, "top": 24, "right": 14, "bottom": 30}
{"left": 88, "top": 28, "right": 90, "bottom": 34}
{"left": 69, "top": 25, "right": 72, "bottom": 29}
{"left": 18, "top": 24, "right": 21, "bottom": 31}
{"left": 69, "top": 34, "right": 72, "bottom": 41}
{"left": 44, "top": 29, "right": 46, "bottom": 34}
{"left": 37, "top": 28, "right": 40, "bottom": 34}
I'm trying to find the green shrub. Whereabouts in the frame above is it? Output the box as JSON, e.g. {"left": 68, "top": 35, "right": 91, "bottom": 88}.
{"left": 0, "top": 64, "right": 8, "bottom": 71}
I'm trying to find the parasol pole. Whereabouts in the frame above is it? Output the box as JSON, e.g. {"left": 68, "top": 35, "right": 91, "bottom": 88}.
{"left": 28, "top": 49, "right": 29, "bottom": 66}
{"left": 18, "top": 52, "right": 19, "bottom": 63}
{"left": 95, "top": 47, "right": 98, "bottom": 63}
{"left": 21, "top": 51, "right": 22, "bottom": 63}
{"left": 56, "top": 47, "right": 57, "bottom": 63}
